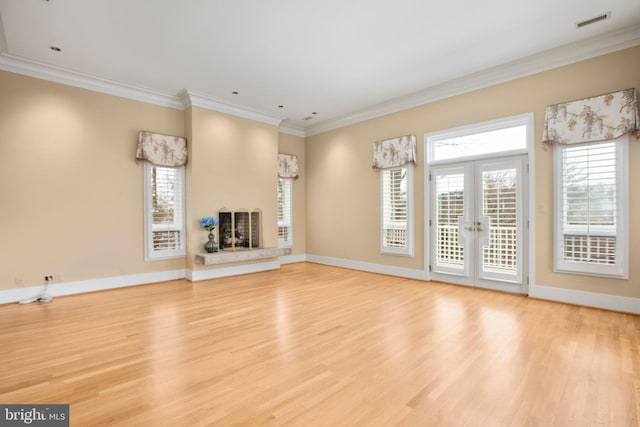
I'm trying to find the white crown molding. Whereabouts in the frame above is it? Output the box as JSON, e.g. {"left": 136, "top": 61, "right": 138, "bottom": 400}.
{"left": 0, "top": 269, "right": 186, "bottom": 305}
{"left": 0, "top": 53, "right": 184, "bottom": 110}
{"left": 2, "top": 22, "right": 639, "bottom": 138}
{"left": 0, "top": 56, "right": 287, "bottom": 127}
{"left": 278, "top": 123, "right": 306, "bottom": 138}
{"left": 305, "top": 23, "right": 640, "bottom": 137}
{"left": 179, "top": 89, "right": 284, "bottom": 127}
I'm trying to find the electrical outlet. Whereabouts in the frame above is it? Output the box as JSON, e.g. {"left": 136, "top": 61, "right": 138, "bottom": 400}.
{"left": 44, "top": 275, "right": 54, "bottom": 284}
{"left": 14, "top": 277, "right": 23, "bottom": 287}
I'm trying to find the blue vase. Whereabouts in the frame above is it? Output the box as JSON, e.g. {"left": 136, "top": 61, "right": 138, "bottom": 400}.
{"left": 204, "top": 232, "right": 218, "bottom": 253}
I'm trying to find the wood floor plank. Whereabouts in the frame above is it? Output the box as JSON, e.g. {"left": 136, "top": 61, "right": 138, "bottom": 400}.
{"left": 0, "top": 262, "right": 638, "bottom": 426}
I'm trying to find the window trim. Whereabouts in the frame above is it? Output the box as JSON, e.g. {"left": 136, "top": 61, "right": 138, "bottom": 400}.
{"left": 426, "top": 113, "right": 532, "bottom": 166}
{"left": 553, "top": 137, "right": 629, "bottom": 279}
{"left": 143, "top": 162, "right": 186, "bottom": 261}
{"left": 277, "top": 177, "right": 293, "bottom": 248}
{"left": 380, "top": 166, "right": 414, "bottom": 256}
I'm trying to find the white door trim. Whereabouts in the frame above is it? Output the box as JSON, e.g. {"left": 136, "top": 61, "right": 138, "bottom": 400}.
{"left": 428, "top": 156, "right": 528, "bottom": 293}
{"left": 424, "top": 113, "right": 535, "bottom": 294}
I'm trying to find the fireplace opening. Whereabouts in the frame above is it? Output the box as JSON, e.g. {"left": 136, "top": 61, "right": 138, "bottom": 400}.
{"left": 219, "top": 208, "right": 262, "bottom": 251}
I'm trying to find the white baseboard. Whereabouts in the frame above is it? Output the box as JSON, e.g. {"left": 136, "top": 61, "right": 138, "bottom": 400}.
{"left": 306, "top": 254, "right": 425, "bottom": 281}
{"left": 529, "top": 283, "right": 640, "bottom": 314}
{"left": 0, "top": 269, "right": 186, "bottom": 305}
{"left": 4, "top": 259, "right": 634, "bottom": 315}
{"left": 305, "top": 256, "right": 639, "bottom": 314}
{"left": 1, "top": 260, "right": 286, "bottom": 304}
{"left": 186, "top": 260, "right": 281, "bottom": 281}
{"left": 280, "top": 254, "right": 307, "bottom": 264}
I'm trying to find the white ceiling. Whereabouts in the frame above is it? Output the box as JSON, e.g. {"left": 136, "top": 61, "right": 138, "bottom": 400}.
{"left": 1, "top": 0, "right": 640, "bottom": 135}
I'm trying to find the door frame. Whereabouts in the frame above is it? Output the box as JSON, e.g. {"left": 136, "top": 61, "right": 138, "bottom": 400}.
{"left": 429, "top": 156, "right": 528, "bottom": 293}
{"left": 423, "top": 113, "right": 535, "bottom": 295}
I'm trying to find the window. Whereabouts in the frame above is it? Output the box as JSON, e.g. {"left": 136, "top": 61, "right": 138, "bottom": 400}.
{"left": 277, "top": 178, "right": 293, "bottom": 247}
{"left": 427, "top": 114, "right": 532, "bottom": 165}
{"left": 143, "top": 163, "right": 185, "bottom": 260}
{"left": 554, "top": 137, "right": 628, "bottom": 278}
{"left": 381, "top": 166, "right": 413, "bottom": 256}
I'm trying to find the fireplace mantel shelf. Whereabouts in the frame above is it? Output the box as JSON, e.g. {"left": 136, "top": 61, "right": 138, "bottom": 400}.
{"left": 195, "top": 247, "right": 291, "bottom": 266}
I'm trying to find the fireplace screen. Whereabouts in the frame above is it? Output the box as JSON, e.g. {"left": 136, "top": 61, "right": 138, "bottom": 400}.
{"left": 219, "top": 209, "right": 262, "bottom": 250}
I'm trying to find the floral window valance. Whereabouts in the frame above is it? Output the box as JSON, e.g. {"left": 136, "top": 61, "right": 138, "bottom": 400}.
{"left": 278, "top": 153, "right": 299, "bottom": 179}
{"left": 136, "top": 131, "right": 187, "bottom": 167}
{"left": 372, "top": 134, "right": 417, "bottom": 170}
{"left": 543, "top": 88, "right": 640, "bottom": 148}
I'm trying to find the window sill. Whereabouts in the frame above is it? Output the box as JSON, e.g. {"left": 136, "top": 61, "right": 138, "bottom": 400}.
{"left": 145, "top": 252, "right": 186, "bottom": 262}
{"left": 381, "top": 248, "right": 414, "bottom": 257}
{"left": 553, "top": 266, "right": 628, "bottom": 280}
{"left": 195, "top": 247, "right": 291, "bottom": 266}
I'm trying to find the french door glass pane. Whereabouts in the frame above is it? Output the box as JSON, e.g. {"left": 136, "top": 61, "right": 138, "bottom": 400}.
{"left": 481, "top": 168, "right": 518, "bottom": 275}
{"left": 435, "top": 173, "right": 465, "bottom": 269}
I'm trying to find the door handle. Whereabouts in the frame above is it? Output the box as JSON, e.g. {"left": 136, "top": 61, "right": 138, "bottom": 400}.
{"left": 464, "top": 224, "right": 484, "bottom": 232}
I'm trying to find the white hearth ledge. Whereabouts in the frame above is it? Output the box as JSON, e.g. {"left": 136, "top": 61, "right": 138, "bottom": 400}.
{"left": 195, "top": 247, "right": 290, "bottom": 265}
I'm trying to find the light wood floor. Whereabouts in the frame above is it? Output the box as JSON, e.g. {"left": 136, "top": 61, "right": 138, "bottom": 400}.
{"left": 0, "top": 263, "right": 638, "bottom": 426}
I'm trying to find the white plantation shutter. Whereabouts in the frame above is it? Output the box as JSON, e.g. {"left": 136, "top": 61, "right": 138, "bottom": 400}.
{"left": 555, "top": 138, "right": 628, "bottom": 277}
{"left": 381, "top": 167, "right": 413, "bottom": 255}
{"left": 277, "top": 178, "right": 293, "bottom": 247}
{"left": 144, "top": 163, "right": 185, "bottom": 260}
{"left": 561, "top": 143, "right": 616, "bottom": 263}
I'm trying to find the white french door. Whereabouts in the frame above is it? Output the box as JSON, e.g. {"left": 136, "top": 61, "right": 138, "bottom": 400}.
{"left": 429, "top": 156, "right": 527, "bottom": 293}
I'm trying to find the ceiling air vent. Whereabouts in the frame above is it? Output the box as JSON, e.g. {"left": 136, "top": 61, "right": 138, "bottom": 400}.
{"left": 576, "top": 12, "right": 610, "bottom": 29}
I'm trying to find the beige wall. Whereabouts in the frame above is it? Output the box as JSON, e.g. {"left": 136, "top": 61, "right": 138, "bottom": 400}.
{"left": 2, "top": 45, "right": 639, "bottom": 299}
{"left": 0, "top": 70, "right": 185, "bottom": 290}
{"left": 0, "top": 71, "right": 285, "bottom": 290}
{"left": 305, "top": 45, "right": 640, "bottom": 298}
{"left": 278, "top": 133, "right": 306, "bottom": 256}
{"left": 186, "top": 107, "right": 279, "bottom": 270}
